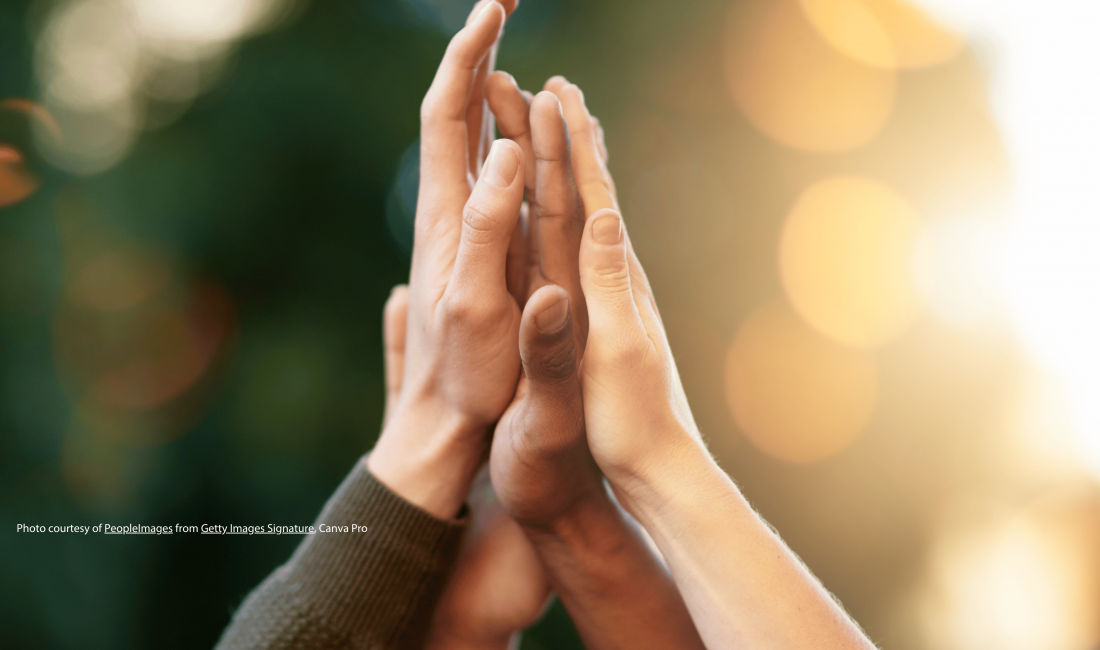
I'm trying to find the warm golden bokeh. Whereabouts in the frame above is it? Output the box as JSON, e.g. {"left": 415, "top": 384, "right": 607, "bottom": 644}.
{"left": 725, "top": 301, "right": 878, "bottom": 465}
{"left": 723, "top": 0, "right": 896, "bottom": 152}
{"left": 916, "top": 488, "right": 1100, "bottom": 650}
{"left": 780, "top": 175, "right": 923, "bottom": 348}
{"left": 800, "top": 0, "right": 964, "bottom": 70}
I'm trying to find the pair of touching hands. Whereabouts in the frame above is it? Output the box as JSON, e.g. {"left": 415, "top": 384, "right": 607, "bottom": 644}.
{"left": 367, "top": 1, "right": 705, "bottom": 647}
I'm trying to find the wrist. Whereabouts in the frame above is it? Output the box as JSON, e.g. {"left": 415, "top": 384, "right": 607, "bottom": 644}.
{"left": 368, "top": 399, "right": 487, "bottom": 519}
{"left": 519, "top": 486, "right": 638, "bottom": 572}
{"left": 611, "top": 429, "right": 727, "bottom": 529}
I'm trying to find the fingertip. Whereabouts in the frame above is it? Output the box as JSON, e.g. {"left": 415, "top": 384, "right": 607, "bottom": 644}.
{"left": 520, "top": 285, "right": 579, "bottom": 386}
{"left": 531, "top": 90, "right": 563, "bottom": 114}
{"left": 468, "top": 0, "right": 505, "bottom": 31}
{"left": 588, "top": 209, "right": 622, "bottom": 245}
{"left": 530, "top": 285, "right": 571, "bottom": 334}
{"left": 557, "top": 85, "right": 591, "bottom": 131}
{"left": 544, "top": 75, "right": 569, "bottom": 93}
{"left": 385, "top": 284, "right": 409, "bottom": 315}
{"left": 482, "top": 138, "right": 523, "bottom": 188}
{"left": 487, "top": 70, "right": 519, "bottom": 89}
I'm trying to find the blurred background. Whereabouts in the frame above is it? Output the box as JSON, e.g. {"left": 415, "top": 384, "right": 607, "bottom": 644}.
{"left": 1, "top": 0, "right": 1098, "bottom": 647}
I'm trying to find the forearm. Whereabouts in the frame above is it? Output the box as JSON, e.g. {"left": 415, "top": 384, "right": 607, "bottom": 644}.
{"left": 522, "top": 490, "right": 705, "bottom": 650}
{"left": 628, "top": 440, "right": 876, "bottom": 650}
{"left": 217, "top": 457, "right": 467, "bottom": 650}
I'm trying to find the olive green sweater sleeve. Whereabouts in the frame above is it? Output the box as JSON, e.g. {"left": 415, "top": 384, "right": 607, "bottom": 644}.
{"left": 215, "top": 457, "right": 467, "bottom": 650}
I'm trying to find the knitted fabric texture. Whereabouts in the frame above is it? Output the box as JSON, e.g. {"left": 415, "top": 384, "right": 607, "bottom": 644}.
{"left": 216, "top": 458, "right": 467, "bottom": 649}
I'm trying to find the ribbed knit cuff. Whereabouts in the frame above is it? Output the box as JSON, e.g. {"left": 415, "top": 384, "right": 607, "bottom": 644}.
{"left": 284, "top": 457, "right": 467, "bottom": 647}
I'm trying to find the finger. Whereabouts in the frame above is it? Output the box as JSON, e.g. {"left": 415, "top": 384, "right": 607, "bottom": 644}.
{"left": 543, "top": 75, "right": 569, "bottom": 95}
{"left": 486, "top": 71, "right": 535, "bottom": 193}
{"left": 466, "top": 51, "right": 494, "bottom": 177}
{"left": 529, "top": 91, "right": 588, "bottom": 342}
{"left": 506, "top": 204, "right": 529, "bottom": 305}
{"left": 555, "top": 83, "right": 658, "bottom": 326}
{"left": 578, "top": 209, "right": 647, "bottom": 346}
{"left": 518, "top": 285, "right": 583, "bottom": 430}
{"left": 382, "top": 285, "right": 409, "bottom": 427}
{"left": 464, "top": 0, "right": 519, "bottom": 176}
{"left": 592, "top": 116, "right": 608, "bottom": 163}
{"left": 554, "top": 83, "right": 617, "bottom": 216}
{"left": 447, "top": 139, "right": 525, "bottom": 299}
{"left": 418, "top": 2, "right": 505, "bottom": 220}
{"left": 465, "top": 0, "right": 519, "bottom": 25}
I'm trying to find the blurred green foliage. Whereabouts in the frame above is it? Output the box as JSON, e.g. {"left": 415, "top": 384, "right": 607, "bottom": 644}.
{"left": 0, "top": 0, "right": 620, "bottom": 645}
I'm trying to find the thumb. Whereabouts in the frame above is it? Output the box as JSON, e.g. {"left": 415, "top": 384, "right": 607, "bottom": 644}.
{"left": 579, "top": 209, "right": 645, "bottom": 345}
{"left": 446, "top": 139, "right": 524, "bottom": 301}
{"left": 519, "top": 285, "right": 579, "bottom": 399}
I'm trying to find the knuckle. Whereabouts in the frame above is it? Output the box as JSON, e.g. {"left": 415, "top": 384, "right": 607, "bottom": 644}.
{"left": 461, "top": 203, "right": 501, "bottom": 244}
{"left": 581, "top": 176, "right": 613, "bottom": 196}
{"left": 588, "top": 260, "right": 631, "bottom": 290}
{"left": 440, "top": 291, "right": 494, "bottom": 328}
{"left": 532, "top": 343, "right": 577, "bottom": 384}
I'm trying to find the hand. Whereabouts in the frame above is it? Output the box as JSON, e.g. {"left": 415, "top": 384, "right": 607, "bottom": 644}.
{"left": 543, "top": 82, "right": 706, "bottom": 514}
{"left": 368, "top": 0, "right": 527, "bottom": 519}
{"left": 381, "top": 287, "right": 551, "bottom": 650}
{"left": 560, "top": 80, "right": 877, "bottom": 650}
{"left": 428, "top": 475, "right": 552, "bottom": 650}
{"left": 482, "top": 77, "right": 708, "bottom": 650}
{"left": 483, "top": 74, "right": 604, "bottom": 527}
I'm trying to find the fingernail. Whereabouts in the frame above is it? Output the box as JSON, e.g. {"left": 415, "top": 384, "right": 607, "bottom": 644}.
{"left": 535, "top": 296, "right": 570, "bottom": 332}
{"left": 592, "top": 212, "right": 621, "bottom": 245}
{"left": 483, "top": 141, "right": 519, "bottom": 187}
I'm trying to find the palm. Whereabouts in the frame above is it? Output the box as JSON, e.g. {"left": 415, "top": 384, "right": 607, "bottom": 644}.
{"left": 431, "top": 471, "right": 550, "bottom": 644}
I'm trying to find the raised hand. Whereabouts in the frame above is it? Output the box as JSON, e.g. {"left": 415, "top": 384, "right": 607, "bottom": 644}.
{"left": 367, "top": 0, "right": 525, "bottom": 519}
{"left": 482, "top": 74, "right": 706, "bottom": 650}
{"left": 560, "top": 81, "right": 878, "bottom": 650}
{"left": 484, "top": 75, "right": 600, "bottom": 526}
{"left": 381, "top": 287, "right": 551, "bottom": 650}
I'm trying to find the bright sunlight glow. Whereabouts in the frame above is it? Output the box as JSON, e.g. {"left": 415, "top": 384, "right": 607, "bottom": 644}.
{"left": 916, "top": 0, "right": 1100, "bottom": 478}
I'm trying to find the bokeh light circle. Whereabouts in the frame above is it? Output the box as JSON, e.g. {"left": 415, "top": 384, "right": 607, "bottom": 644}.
{"left": 723, "top": 0, "right": 897, "bottom": 152}
{"left": 780, "top": 175, "right": 924, "bottom": 348}
{"left": 800, "top": 0, "right": 964, "bottom": 70}
{"left": 725, "top": 301, "right": 879, "bottom": 465}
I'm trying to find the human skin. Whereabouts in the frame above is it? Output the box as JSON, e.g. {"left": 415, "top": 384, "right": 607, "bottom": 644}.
{"left": 548, "top": 79, "right": 879, "bottom": 650}
{"left": 365, "top": 0, "right": 525, "bottom": 519}
{"left": 481, "top": 73, "right": 707, "bottom": 650}
{"left": 362, "top": 0, "right": 708, "bottom": 647}
{"left": 380, "top": 287, "right": 550, "bottom": 650}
